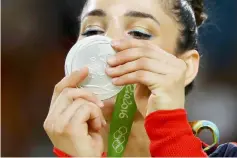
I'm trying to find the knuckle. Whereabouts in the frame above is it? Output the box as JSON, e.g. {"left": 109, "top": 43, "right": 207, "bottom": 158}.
{"left": 43, "top": 120, "right": 48, "bottom": 131}
{"left": 54, "top": 83, "right": 62, "bottom": 94}
{"left": 135, "top": 70, "right": 142, "bottom": 78}
{"left": 80, "top": 103, "right": 91, "bottom": 111}
{"left": 90, "top": 102, "right": 100, "bottom": 111}
{"left": 43, "top": 119, "right": 52, "bottom": 132}
{"left": 136, "top": 58, "right": 143, "bottom": 68}
{"left": 115, "top": 53, "right": 122, "bottom": 60}
{"left": 136, "top": 71, "right": 146, "bottom": 81}
{"left": 63, "top": 130, "right": 72, "bottom": 137}
{"left": 64, "top": 126, "right": 76, "bottom": 137}
{"left": 61, "top": 88, "right": 70, "bottom": 96}
{"left": 118, "top": 64, "right": 125, "bottom": 73}
{"left": 87, "top": 102, "right": 96, "bottom": 112}
{"left": 54, "top": 120, "right": 67, "bottom": 136}
{"left": 139, "top": 58, "right": 149, "bottom": 68}
{"left": 124, "top": 51, "right": 133, "bottom": 60}
{"left": 137, "top": 49, "right": 146, "bottom": 57}
{"left": 73, "top": 98, "right": 86, "bottom": 106}
{"left": 86, "top": 102, "right": 101, "bottom": 116}
{"left": 54, "top": 127, "right": 64, "bottom": 135}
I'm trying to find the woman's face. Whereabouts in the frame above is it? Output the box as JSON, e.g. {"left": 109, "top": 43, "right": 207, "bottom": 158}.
{"left": 79, "top": 0, "right": 180, "bottom": 54}
{"left": 79, "top": 0, "right": 190, "bottom": 113}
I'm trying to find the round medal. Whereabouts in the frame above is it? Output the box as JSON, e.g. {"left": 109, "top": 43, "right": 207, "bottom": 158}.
{"left": 65, "top": 35, "right": 123, "bottom": 100}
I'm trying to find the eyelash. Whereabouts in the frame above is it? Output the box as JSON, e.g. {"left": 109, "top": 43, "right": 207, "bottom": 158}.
{"left": 128, "top": 30, "right": 152, "bottom": 40}
{"left": 81, "top": 29, "right": 104, "bottom": 36}
{"left": 81, "top": 29, "right": 152, "bottom": 40}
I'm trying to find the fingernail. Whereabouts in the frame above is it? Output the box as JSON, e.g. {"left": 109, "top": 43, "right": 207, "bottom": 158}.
{"left": 107, "top": 56, "right": 116, "bottom": 64}
{"left": 102, "top": 120, "right": 107, "bottom": 127}
{"left": 112, "top": 78, "right": 118, "bottom": 83}
{"left": 98, "top": 101, "right": 104, "bottom": 107}
{"left": 106, "top": 67, "right": 113, "bottom": 73}
{"left": 80, "top": 67, "right": 88, "bottom": 72}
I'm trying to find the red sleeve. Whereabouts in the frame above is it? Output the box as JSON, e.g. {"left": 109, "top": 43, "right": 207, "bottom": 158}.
{"left": 144, "top": 109, "right": 208, "bottom": 157}
{"left": 53, "top": 147, "right": 106, "bottom": 157}
{"left": 53, "top": 148, "right": 71, "bottom": 157}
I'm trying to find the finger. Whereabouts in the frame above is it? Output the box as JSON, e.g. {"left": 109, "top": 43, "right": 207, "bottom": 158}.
{"left": 112, "top": 70, "right": 165, "bottom": 89}
{"left": 107, "top": 47, "right": 177, "bottom": 67}
{"left": 51, "top": 67, "right": 89, "bottom": 106}
{"left": 108, "top": 48, "right": 155, "bottom": 67}
{"left": 54, "top": 98, "right": 105, "bottom": 134}
{"left": 70, "top": 103, "right": 105, "bottom": 136}
{"left": 88, "top": 117, "right": 103, "bottom": 132}
{"left": 49, "top": 88, "right": 104, "bottom": 118}
{"left": 84, "top": 103, "right": 106, "bottom": 131}
{"left": 54, "top": 98, "right": 85, "bottom": 133}
{"left": 111, "top": 38, "right": 150, "bottom": 51}
{"left": 106, "top": 57, "right": 176, "bottom": 77}
{"left": 111, "top": 38, "right": 176, "bottom": 59}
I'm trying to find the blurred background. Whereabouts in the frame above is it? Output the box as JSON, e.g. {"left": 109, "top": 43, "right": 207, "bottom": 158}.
{"left": 1, "top": 0, "right": 237, "bottom": 156}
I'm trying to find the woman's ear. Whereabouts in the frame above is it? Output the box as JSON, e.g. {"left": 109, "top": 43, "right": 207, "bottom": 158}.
{"left": 179, "top": 50, "right": 200, "bottom": 86}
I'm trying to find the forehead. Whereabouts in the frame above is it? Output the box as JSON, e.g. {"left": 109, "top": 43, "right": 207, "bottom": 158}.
{"left": 83, "top": 0, "right": 163, "bottom": 18}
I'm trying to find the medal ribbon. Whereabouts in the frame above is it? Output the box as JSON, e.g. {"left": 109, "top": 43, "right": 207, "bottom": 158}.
{"left": 107, "top": 85, "right": 137, "bottom": 157}
{"left": 107, "top": 86, "right": 220, "bottom": 157}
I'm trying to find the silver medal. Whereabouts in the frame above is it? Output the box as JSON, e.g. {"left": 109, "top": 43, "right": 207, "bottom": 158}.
{"left": 65, "top": 35, "right": 123, "bottom": 100}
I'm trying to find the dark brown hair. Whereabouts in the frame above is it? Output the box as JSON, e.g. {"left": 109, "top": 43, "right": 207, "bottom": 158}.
{"left": 172, "top": 0, "right": 206, "bottom": 94}
{"left": 163, "top": 0, "right": 206, "bottom": 54}
{"left": 158, "top": 0, "right": 206, "bottom": 94}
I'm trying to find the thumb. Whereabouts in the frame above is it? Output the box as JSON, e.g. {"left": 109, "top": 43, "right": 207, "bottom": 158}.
{"left": 90, "top": 132, "right": 104, "bottom": 156}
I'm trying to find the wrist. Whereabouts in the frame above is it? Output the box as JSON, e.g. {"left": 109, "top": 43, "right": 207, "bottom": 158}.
{"left": 145, "top": 109, "right": 190, "bottom": 134}
{"left": 53, "top": 147, "right": 106, "bottom": 157}
{"left": 53, "top": 147, "right": 71, "bottom": 157}
{"left": 146, "top": 94, "right": 184, "bottom": 116}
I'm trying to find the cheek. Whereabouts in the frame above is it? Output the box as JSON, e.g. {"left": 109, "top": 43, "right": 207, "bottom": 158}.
{"left": 160, "top": 36, "right": 178, "bottom": 54}
{"left": 154, "top": 13, "right": 180, "bottom": 54}
{"left": 150, "top": 37, "right": 177, "bottom": 55}
{"left": 159, "top": 28, "right": 179, "bottom": 54}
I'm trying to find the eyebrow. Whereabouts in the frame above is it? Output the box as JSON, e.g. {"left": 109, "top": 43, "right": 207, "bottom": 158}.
{"left": 80, "top": 9, "right": 106, "bottom": 21}
{"left": 80, "top": 9, "right": 160, "bottom": 25}
{"left": 125, "top": 11, "right": 160, "bottom": 25}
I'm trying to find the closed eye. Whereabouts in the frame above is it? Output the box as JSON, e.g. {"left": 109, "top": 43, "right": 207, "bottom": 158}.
{"left": 128, "top": 30, "right": 152, "bottom": 40}
{"left": 81, "top": 28, "right": 104, "bottom": 37}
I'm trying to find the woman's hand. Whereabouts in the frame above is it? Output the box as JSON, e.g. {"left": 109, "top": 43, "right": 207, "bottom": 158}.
{"left": 106, "top": 39, "right": 188, "bottom": 117}
{"left": 43, "top": 68, "right": 106, "bottom": 157}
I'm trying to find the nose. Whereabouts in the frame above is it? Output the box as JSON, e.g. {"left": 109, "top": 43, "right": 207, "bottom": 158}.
{"left": 105, "top": 18, "right": 125, "bottom": 40}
